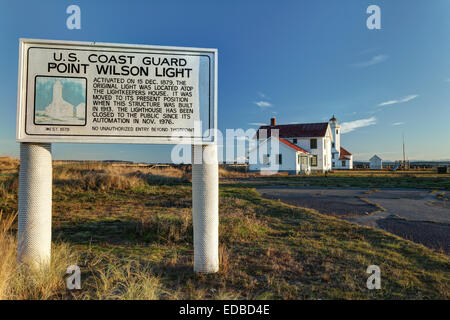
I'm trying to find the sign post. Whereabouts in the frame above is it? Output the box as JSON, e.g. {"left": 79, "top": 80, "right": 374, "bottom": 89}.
{"left": 192, "top": 144, "right": 219, "bottom": 273}
{"left": 16, "top": 39, "right": 218, "bottom": 273}
{"left": 17, "top": 143, "right": 52, "bottom": 267}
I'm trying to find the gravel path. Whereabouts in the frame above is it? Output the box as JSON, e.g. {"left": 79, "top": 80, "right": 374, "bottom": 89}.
{"left": 257, "top": 186, "right": 450, "bottom": 254}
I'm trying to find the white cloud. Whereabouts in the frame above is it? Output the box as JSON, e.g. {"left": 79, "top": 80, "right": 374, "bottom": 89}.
{"left": 445, "top": 78, "right": 450, "bottom": 83}
{"left": 254, "top": 101, "right": 273, "bottom": 108}
{"left": 392, "top": 122, "right": 405, "bottom": 126}
{"left": 258, "top": 92, "right": 268, "bottom": 99}
{"left": 351, "top": 54, "right": 389, "bottom": 68}
{"left": 378, "top": 94, "right": 418, "bottom": 106}
{"left": 341, "top": 117, "right": 377, "bottom": 134}
{"left": 248, "top": 122, "right": 266, "bottom": 126}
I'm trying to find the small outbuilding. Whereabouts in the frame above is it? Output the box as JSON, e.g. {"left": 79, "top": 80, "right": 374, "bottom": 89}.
{"left": 335, "top": 147, "right": 353, "bottom": 170}
{"left": 369, "top": 155, "right": 383, "bottom": 170}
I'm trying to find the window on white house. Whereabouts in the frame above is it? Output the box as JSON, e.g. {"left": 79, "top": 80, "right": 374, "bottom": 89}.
{"left": 336, "top": 129, "right": 339, "bottom": 134}
{"left": 342, "top": 160, "right": 346, "bottom": 167}
{"left": 276, "top": 154, "right": 282, "bottom": 165}
{"left": 332, "top": 162, "right": 335, "bottom": 167}
{"left": 332, "top": 153, "right": 335, "bottom": 159}
{"left": 332, "top": 142, "right": 335, "bottom": 148}
{"left": 263, "top": 154, "right": 270, "bottom": 165}
{"left": 310, "top": 139, "right": 317, "bottom": 149}
{"left": 311, "top": 155, "right": 318, "bottom": 167}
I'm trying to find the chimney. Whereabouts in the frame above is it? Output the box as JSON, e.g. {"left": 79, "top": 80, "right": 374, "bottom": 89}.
{"left": 270, "top": 117, "right": 276, "bottom": 126}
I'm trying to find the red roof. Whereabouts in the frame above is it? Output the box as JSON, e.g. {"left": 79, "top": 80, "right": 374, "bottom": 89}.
{"left": 339, "top": 147, "right": 352, "bottom": 160}
{"left": 275, "top": 137, "right": 310, "bottom": 154}
{"left": 340, "top": 147, "right": 352, "bottom": 156}
{"left": 256, "top": 122, "right": 330, "bottom": 139}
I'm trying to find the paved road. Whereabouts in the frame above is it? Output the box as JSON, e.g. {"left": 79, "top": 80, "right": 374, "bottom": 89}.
{"left": 257, "top": 186, "right": 450, "bottom": 254}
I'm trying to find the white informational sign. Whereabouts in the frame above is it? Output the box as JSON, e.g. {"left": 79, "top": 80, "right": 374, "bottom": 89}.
{"left": 16, "top": 39, "right": 217, "bottom": 144}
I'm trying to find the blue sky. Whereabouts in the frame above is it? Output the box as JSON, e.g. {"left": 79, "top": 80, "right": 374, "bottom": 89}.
{"left": 1, "top": 0, "right": 449, "bottom": 161}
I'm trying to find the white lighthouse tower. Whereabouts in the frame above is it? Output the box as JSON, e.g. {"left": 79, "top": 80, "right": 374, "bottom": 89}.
{"left": 329, "top": 115, "right": 341, "bottom": 166}
{"left": 45, "top": 80, "right": 74, "bottom": 119}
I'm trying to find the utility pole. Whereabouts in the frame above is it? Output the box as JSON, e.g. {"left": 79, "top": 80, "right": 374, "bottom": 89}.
{"left": 402, "top": 133, "right": 406, "bottom": 170}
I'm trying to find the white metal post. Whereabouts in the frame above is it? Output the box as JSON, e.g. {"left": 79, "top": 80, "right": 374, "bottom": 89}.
{"left": 17, "top": 143, "right": 52, "bottom": 267}
{"left": 192, "top": 144, "right": 219, "bottom": 273}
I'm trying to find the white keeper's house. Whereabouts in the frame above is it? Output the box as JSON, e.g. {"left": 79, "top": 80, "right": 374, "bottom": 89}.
{"left": 248, "top": 116, "right": 353, "bottom": 173}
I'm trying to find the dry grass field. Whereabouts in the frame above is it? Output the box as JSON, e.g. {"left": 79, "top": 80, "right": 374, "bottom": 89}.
{"left": 0, "top": 157, "right": 449, "bottom": 299}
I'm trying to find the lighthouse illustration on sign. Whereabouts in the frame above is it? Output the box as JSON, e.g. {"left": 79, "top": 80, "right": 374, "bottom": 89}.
{"left": 34, "top": 76, "right": 86, "bottom": 125}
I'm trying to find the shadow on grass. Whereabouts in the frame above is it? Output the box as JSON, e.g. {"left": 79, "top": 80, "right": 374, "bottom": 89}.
{"left": 54, "top": 216, "right": 193, "bottom": 246}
